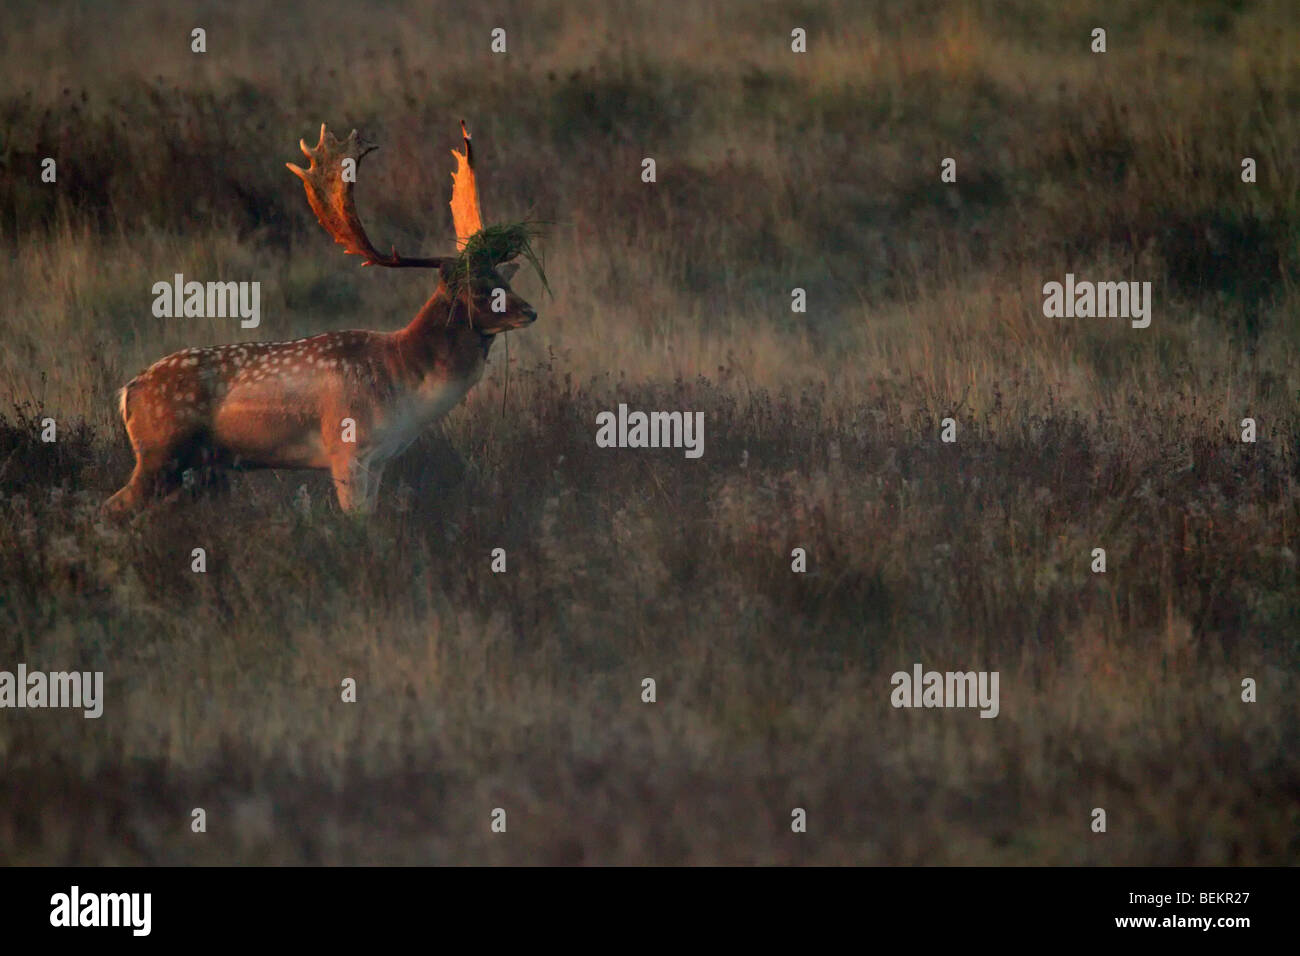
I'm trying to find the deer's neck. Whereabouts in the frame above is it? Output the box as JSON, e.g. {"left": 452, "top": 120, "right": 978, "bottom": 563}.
{"left": 392, "top": 285, "right": 492, "bottom": 385}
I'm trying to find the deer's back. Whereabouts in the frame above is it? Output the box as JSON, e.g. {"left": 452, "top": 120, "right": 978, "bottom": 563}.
{"left": 124, "top": 331, "right": 401, "bottom": 468}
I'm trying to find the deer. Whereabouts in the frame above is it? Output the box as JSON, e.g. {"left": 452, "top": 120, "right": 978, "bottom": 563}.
{"left": 103, "top": 122, "right": 540, "bottom": 517}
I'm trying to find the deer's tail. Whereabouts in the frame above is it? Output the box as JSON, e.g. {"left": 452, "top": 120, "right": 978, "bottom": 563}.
{"left": 118, "top": 380, "right": 136, "bottom": 425}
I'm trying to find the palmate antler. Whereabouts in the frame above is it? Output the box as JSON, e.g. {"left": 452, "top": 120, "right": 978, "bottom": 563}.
{"left": 449, "top": 120, "right": 483, "bottom": 250}
{"left": 286, "top": 124, "right": 449, "bottom": 268}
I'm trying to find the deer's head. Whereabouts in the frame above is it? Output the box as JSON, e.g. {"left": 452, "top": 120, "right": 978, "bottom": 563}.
{"left": 286, "top": 121, "right": 543, "bottom": 335}
{"left": 440, "top": 259, "right": 537, "bottom": 334}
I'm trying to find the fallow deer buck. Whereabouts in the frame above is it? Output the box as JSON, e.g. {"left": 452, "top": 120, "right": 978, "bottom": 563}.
{"left": 104, "top": 122, "right": 541, "bottom": 517}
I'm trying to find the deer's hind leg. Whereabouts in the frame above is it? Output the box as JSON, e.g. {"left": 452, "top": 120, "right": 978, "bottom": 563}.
{"left": 102, "top": 389, "right": 197, "bottom": 518}
{"left": 178, "top": 440, "right": 232, "bottom": 502}
{"left": 102, "top": 442, "right": 187, "bottom": 517}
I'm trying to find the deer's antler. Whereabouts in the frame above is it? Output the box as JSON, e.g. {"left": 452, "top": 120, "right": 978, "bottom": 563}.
{"left": 287, "top": 124, "right": 448, "bottom": 268}
{"left": 449, "top": 120, "right": 484, "bottom": 250}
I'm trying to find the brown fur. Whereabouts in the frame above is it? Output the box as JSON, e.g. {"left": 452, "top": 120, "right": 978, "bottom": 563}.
{"left": 103, "top": 274, "right": 535, "bottom": 516}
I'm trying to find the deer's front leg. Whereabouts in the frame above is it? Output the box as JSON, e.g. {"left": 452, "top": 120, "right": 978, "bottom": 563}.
{"left": 328, "top": 449, "right": 387, "bottom": 515}
{"left": 352, "top": 451, "right": 388, "bottom": 515}
{"left": 329, "top": 451, "right": 365, "bottom": 514}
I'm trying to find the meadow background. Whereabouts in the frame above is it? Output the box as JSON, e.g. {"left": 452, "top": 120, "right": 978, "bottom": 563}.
{"left": 1, "top": 0, "right": 1297, "bottom": 863}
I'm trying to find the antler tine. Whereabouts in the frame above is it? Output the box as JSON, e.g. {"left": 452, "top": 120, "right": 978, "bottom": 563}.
{"left": 449, "top": 119, "right": 484, "bottom": 250}
{"left": 287, "top": 124, "right": 446, "bottom": 268}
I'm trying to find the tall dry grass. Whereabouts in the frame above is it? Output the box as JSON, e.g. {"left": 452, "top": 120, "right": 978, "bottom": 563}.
{"left": 0, "top": 0, "right": 1297, "bottom": 863}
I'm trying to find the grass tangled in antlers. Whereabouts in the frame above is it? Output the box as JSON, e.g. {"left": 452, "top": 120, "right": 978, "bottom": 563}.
{"left": 449, "top": 222, "right": 550, "bottom": 295}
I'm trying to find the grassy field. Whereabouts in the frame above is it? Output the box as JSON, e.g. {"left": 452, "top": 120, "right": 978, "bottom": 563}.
{"left": 1, "top": 0, "right": 1298, "bottom": 864}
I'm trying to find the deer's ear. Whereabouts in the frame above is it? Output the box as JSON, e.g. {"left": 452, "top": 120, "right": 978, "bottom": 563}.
{"left": 498, "top": 262, "right": 520, "bottom": 282}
